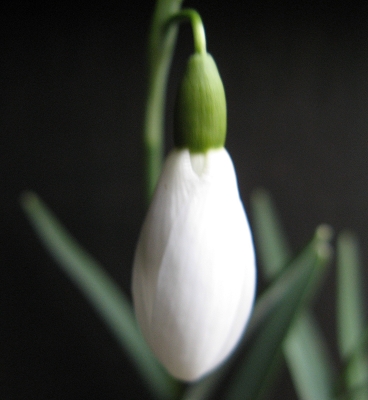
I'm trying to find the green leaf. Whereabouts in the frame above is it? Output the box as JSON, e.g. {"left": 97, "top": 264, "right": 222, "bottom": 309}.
{"left": 250, "top": 188, "right": 292, "bottom": 280}
{"left": 251, "top": 189, "right": 335, "bottom": 400}
{"left": 336, "top": 326, "right": 368, "bottom": 399}
{"left": 284, "top": 312, "right": 335, "bottom": 400}
{"left": 337, "top": 384, "right": 368, "bottom": 400}
{"left": 20, "top": 192, "right": 179, "bottom": 400}
{"left": 225, "top": 225, "right": 332, "bottom": 400}
{"left": 337, "top": 231, "right": 368, "bottom": 400}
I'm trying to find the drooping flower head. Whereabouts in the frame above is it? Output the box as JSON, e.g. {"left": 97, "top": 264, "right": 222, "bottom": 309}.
{"left": 132, "top": 41, "right": 256, "bottom": 381}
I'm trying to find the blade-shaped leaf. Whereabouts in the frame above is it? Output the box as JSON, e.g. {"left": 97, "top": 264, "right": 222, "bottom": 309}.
{"left": 225, "top": 225, "right": 332, "bottom": 400}
{"left": 337, "top": 231, "right": 368, "bottom": 400}
{"left": 337, "top": 384, "right": 368, "bottom": 400}
{"left": 284, "top": 312, "right": 335, "bottom": 400}
{"left": 336, "top": 326, "right": 368, "bottom": 399}
{"left": 20, "top": 192, "right": 179, "bottom": 400}
{"left": 335, "top": 325, "right": 368, "bottom": 400}
{"left": 250, "top": 188, "right": 292, "bottom": 279}
{"left": 251, "top": 189, "right": 335, "bottom": 400}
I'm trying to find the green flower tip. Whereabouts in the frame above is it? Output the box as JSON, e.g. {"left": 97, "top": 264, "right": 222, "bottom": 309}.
{"left": 174, "top": 52, "right": 227, "bottom": 153}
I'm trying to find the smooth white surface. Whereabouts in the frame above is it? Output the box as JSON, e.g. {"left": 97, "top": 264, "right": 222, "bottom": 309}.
{"left": 132, "top": 148, "right": 256, "bottom": 381}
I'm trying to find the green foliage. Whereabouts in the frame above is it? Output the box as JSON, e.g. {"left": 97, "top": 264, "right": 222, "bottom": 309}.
{"left": 336, "top": 232, "right": 368, "bottom": 400}
{"left": 20, "top": 192, "right": 179, "bottom": 400}
{"left": 251, "top": 189, "right": 336, "bottom": 400}
{"left": 225, "top": 225, "right": 332, "bottom": 400}
{"left": 251, "top": 189, "right": 368, "bottom": 400}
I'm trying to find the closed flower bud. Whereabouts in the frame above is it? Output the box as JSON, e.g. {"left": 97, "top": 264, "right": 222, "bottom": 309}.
{"left": 132, "top": 148, "right": 256, "bottom": 381}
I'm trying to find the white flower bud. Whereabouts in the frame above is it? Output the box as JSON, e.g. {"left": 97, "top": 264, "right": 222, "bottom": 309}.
{"left": 132, "top": 148, "right": 256, "bottom": 381}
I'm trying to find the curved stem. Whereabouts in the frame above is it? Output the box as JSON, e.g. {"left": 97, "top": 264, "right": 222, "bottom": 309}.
{"left": 144, "top": 4, "right": 207, "bottom": 201}
{"left": 165, "top": 9, "right": 207, "bottom": 54}
{"left": 144, "top": 0, "right": 184, "bottom": 201}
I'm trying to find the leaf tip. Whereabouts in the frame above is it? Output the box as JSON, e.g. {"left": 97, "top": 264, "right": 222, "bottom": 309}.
{"left": 315, "top": 224, "right": 334, "bottom": 243}
{"left": 19, "top": 190, "right": 41, "bottom": 214}
{"left": 250, "top": 187, "right": 269, "bottom": 204}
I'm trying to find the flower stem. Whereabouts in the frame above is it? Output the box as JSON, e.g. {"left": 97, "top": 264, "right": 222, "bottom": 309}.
{"left": 144, "top": 0, "right": 183, "bottom": 201}
{"left": 144, "top": 3, "right": 208, "bottom": 201}
{"left": 165, "top": 9, "right": 207, "bottom": 54}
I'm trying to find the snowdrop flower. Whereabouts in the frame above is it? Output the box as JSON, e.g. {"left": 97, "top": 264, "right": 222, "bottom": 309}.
{"left": 132, "top": 52, "right": 256, "bottom": 381}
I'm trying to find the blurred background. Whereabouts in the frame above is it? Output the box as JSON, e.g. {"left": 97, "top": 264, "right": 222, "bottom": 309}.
{"left": 2, "top": 1, "right": 368, "bottom": 398}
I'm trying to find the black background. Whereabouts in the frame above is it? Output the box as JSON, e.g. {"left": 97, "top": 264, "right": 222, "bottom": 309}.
{"left": 2, "top": 1, "right": 368, "bottom": 399}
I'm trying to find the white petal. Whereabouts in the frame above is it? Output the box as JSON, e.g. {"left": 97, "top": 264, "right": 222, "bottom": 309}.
{"left": 132, "top": 148, "right": 256, "bottom": 381}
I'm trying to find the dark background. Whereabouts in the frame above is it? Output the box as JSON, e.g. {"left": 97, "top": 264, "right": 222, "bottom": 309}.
{"left": 2, "top": 1, "right": 368, "bottom": 398}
